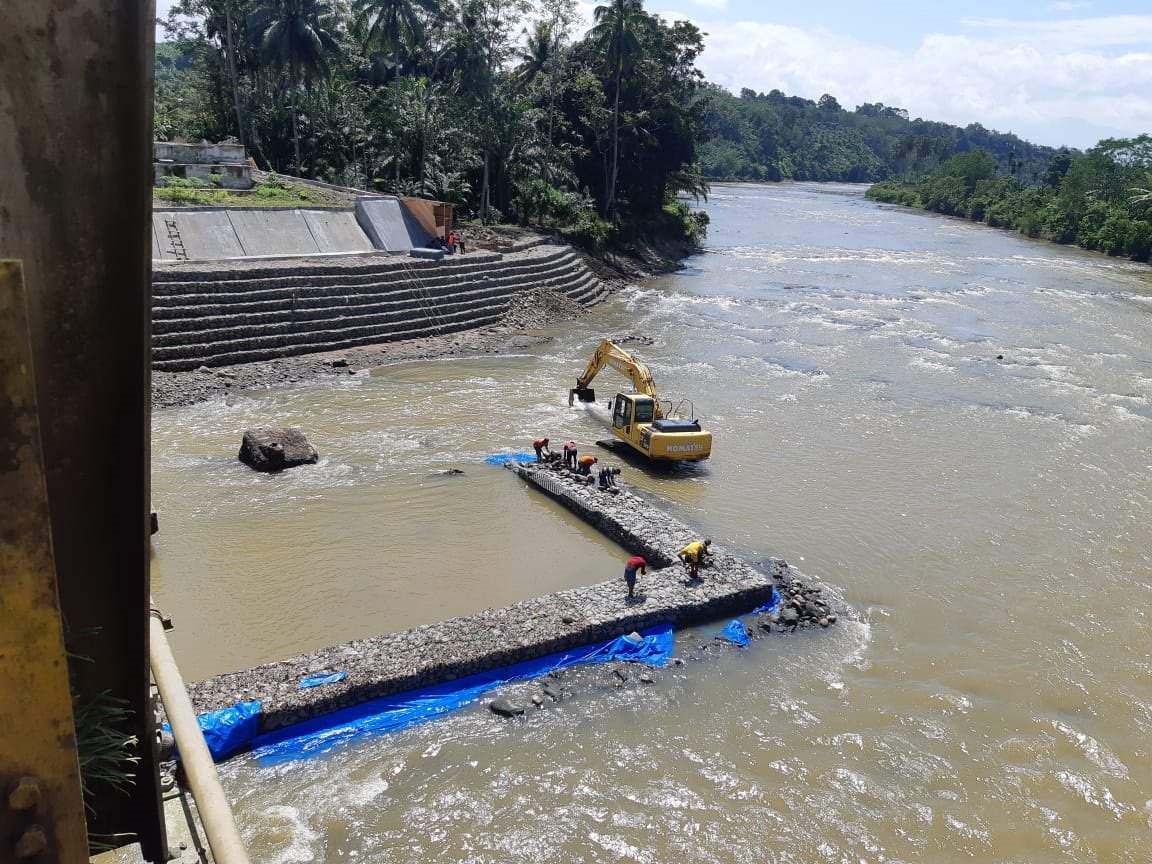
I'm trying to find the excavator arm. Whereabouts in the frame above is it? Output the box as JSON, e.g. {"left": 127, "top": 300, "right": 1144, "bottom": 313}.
{"left": 570, "top": 339, "right": 660, "bottom": 405}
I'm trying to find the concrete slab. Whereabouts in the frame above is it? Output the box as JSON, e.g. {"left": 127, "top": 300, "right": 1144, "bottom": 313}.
{"left": 355, "top": 196, "right": 433, "bottom": 252}
{"left": 301, "top": 209, "right": 374, "bottom": 253}
{"left": 154, "top": 210, "right": 246, "bottom": 261}
{"left": 227, "top": 209, "right": 321, "bottom": 257}
{"left": 151, "top": 219, "right": 163, "bottom": 260}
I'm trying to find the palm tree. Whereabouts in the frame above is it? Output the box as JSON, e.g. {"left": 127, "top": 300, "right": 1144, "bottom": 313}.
{"left": 588, "top": 0, "right": 651, "bottom": 217}
{"left": 511, "top": 20, "right": 559, "bottom": 91}
{"left": 1129, "top": 172, "right": 1152, "bottom": 206}
{"left": 251, "top": 0, "right": 340, "bottom": 174}
{"left": 354, "top": 0, "right": 440, "bottom": 77}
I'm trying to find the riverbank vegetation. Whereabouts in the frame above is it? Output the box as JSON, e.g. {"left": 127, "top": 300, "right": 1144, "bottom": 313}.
{"left": 158, "top": 0, "right": 710, "bottom": 255}
{"left": 867, "top": 135, "right": 1152, "bottom": 263}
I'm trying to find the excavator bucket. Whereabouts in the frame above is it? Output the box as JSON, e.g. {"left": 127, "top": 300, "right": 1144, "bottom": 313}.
{"left": 571, "top": 387, "right": 596, "bottom": 403}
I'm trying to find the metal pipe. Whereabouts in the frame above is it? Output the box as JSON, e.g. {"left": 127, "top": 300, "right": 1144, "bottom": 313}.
{"left": 148, "top": 608, "right": 252, "bottom": 864}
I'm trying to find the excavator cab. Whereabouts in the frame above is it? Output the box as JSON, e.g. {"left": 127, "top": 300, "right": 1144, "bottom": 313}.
{"left": 611, "top": 394, "right": 654, "bottom": 432}
{"left": 607, "top": 393, "right": 710, "bottom": 460}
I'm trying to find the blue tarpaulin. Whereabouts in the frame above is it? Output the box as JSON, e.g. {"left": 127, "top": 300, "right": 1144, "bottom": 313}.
{"left": 250, "top": 625, "right": 675, "bottom": 764}
{"left": 300, "top": 671, "right": 347, "bottom": 689}
{"left": 168, "top": 701, "right": 262, "bottom": 763}
{"left": 751, "top": 587, "right": 781, "bottom": 616}
{"left": 483, "top": 452, "right": 537, "bottom": 465}
{"left": 718, "top": 619, "right": 751, "bottom": 646}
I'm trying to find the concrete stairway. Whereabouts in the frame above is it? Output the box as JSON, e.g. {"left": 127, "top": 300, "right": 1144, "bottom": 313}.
{"left": 151, "top": 244, "right": 609, "bottom": 371}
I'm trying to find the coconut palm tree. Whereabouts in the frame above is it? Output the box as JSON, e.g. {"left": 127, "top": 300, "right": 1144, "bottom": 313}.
{"left": 588, "top": 0, "right": 652, "bottom": 217}
{"left": 251, "top": 0, "right": 340, "bottom": 174}
{"left": 354, "top": 0, "right": 440, "bottom": 77}
{"left": 511, "top": 20, "right": 560, "bottom": 91}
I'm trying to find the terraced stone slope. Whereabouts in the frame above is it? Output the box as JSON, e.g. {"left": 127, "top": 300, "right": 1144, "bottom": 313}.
{"left": 151, "top": 242, "right": 608, "bottom": 371}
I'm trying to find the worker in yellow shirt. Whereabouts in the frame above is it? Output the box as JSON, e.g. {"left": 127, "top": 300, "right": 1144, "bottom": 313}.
{"left": 677, "top": 538, "right": 711, "bottom": 579}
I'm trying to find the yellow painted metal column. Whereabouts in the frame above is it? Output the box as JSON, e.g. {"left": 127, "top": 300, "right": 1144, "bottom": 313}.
{"left": 0, "top": 260, "right": 88, "bottom": 862}
{"left": 0, "top": 0, "right": 163, "bottom": 856}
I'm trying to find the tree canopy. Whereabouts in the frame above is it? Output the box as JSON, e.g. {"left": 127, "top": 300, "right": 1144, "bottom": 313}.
{"left": 158, "top": 0, "right": 710, "bottom": 250}
{"left": 696, "top": 87, "right": 1061, "bottom": 184}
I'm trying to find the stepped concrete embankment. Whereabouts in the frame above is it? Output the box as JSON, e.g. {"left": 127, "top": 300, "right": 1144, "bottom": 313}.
{"left": 152, "top": 241, "right": 609, "bottom": 371}
{"left": 184, "top": 464, "right": 818, "bottom": 736}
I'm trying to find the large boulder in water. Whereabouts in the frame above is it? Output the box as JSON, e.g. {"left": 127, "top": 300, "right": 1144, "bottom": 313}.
{"left": 238, "top": 427, "right": 319, "bottom": 472}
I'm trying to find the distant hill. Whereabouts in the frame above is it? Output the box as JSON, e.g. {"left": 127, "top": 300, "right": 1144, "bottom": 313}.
{"left": 698, "top": 85, "right": 1065, "bottom": 184}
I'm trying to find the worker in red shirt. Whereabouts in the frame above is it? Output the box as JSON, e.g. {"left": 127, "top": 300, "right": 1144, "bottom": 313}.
{"left": 624, "top": 555, "right": 647, "bottom": 599}
{"left": 577, "top": 454, "right": 597, "bottom": 475}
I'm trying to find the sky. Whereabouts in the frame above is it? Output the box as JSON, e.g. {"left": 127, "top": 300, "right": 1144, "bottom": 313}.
{"left": 627, "top": 0, "right": 1152, "bottom": 149}
{"left": 157, "top": 0, "right": 1152, "bottom": 150}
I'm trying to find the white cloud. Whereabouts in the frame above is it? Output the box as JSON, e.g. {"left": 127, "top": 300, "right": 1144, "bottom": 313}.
{"left": 677, "top": 14, "right": 1152, "bottom": 148}
{"left": 1047, "top": 1, "right": 1093, "bottom": 12}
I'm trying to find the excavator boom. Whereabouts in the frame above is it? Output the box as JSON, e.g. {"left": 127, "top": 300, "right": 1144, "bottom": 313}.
{"left": 572, "top": 339, "right": 659, "bottom": 405}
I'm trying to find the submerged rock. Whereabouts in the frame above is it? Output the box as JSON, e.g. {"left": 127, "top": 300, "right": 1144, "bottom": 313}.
{"left": 238, "top": 427, "right": 319, "bottom": 472}
{"left": 489, "top": 697, "right": 525, "bottom": 717}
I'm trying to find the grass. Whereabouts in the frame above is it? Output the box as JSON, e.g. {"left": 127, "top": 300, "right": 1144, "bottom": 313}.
{"left": 153, "top": 174, "right": 346, "bottom": 208}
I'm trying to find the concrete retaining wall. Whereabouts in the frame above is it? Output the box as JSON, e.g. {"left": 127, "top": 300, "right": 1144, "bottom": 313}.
{"left": 185, "top": 464, "right": 800, "bottom": 734}
{"left": 151, "top": 244, "right": 610, "bottom": 370}
{"left": 153, "top": 208, "right": 376, "bottom": 262}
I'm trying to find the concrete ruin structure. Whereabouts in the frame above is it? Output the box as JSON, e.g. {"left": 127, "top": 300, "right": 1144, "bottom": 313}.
{"left": 154, "top": 141, "right": 253, "bottom": 190}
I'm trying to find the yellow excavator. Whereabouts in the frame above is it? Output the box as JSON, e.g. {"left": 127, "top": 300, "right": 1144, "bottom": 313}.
{"left": 568, "top": 339, "right": 712, "bottom": 461}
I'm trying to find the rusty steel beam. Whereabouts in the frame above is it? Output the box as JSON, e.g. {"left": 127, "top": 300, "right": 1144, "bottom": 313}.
{"left": 0, "top": 1, "right": 163, "bottom": 859}
{"left": 0, "top": 260, "right": 89, "bottom": 864}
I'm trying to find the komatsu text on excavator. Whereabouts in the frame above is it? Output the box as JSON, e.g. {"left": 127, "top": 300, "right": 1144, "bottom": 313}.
{"left": 568, "top": 339, "right": 712, "bottom": 461}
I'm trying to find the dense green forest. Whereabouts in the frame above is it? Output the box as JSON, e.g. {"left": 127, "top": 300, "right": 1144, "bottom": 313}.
{"left": 157, "top": 0, "right": 711, "bottom": 252}
{"left": 697, "top": 87, "right": 1061, "bottom": 184}
{"left": 868, "top": 136, "right": 1152, "bottom": 262}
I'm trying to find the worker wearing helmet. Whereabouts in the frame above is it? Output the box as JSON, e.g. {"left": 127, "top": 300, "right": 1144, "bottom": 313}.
{"left": 677, "top": 538, "right": 711, "bottom": 579}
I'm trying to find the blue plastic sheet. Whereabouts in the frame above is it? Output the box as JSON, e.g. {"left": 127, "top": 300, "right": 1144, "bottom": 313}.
{"left": 751, "top": 587, "right": 781, "bottom": 616}
{"left": 718, "top": 619, "right": 750, "bottom": 646}
{"left": 300, "top": 671, "right": 347, "bottom": 689}
{"left": 250, "top": 625, "right": 674, "bottom": 764}
{"left": 483, "top": 452, "right": 538, "bottom": 465}
{"left": 169, "top": 701, "right": 262, "bottom": 763}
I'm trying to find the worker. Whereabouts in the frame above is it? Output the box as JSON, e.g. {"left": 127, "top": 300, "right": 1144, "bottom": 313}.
{"left": 598, "top": 465, "right": 620, "bottom": 489}
{"left": 677, "top": 538, "right": 711, "bottom": 579}
{"left": 624, "top": 555, "right": 647, "bottom": 599}
{"left": 577, "top": 454, "right": 597, "bottom": 475}
{"left": 448, "top": 230, "right": 456, "bottom": 252}
{"left": 562, "top": 440, "right": 578, "bottom": 470}
{"left": 533, "top": 437, "right": 551, "bottom": 461}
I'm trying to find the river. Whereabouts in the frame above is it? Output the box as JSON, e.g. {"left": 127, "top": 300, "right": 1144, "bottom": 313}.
{"left": 151, "top": 183, "right": 1152, "bottom": 861}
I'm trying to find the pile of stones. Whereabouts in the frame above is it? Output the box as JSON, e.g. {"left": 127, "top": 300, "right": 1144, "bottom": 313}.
{"left": 759, "top": 578, "right": 837, "bottom": 632}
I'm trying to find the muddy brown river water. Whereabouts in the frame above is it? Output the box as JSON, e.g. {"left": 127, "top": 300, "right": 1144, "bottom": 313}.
{"left": 151, "top": 183, "right": 1152, "bottom": 862}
